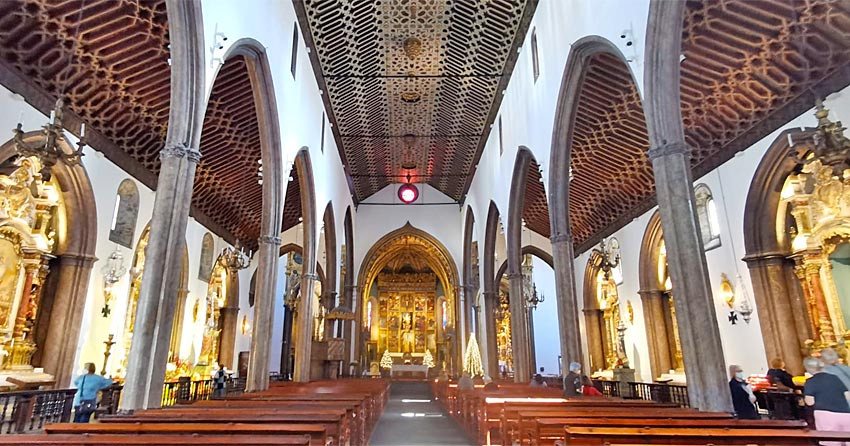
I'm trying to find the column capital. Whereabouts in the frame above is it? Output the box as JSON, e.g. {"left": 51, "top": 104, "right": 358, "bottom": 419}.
{"left": 160, "top": 142, "right": 201, "bottom": 164}
{"left": 505, "top": 273, "right": 523, "bottom": 280}
{"left": 258, "top": 235, "right": 282, "bottom": 246}
{"left": 648, "top": 141, "right": 689, "bottom": 160}
{"left": 549, "top": 233, "right": 573, "bottom": 245}
{"left": 59, "top": 252, "right": 98, "bottom": 267}
{"left": 302, "top": 272, "right": 320, "bottom": 281}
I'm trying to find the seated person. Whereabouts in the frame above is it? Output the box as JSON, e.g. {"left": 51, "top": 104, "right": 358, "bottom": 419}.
{"left": 581, "top": 375, "right": 602, "bottom": 396}
{"left": 767, "top": 357, "right": 797, "bottom": 392}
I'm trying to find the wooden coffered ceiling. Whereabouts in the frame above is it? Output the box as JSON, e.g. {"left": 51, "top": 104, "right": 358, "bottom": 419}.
{"left": 282, "top": 164, "right": 302, "bottom": 233}
{"left": 295, "top": 0, "right": 538, "bottom": 203}
{"left": 523, "top": 157, "right": 550, "bottom": 239}
{"left": 570, "top": 0, "right": 850, "bottom": 253}
{"left": 0, "top": 0, "right": 268, "bottom": 249}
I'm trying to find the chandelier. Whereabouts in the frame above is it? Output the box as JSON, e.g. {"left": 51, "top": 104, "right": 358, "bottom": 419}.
{"left": 592, "top": 238, "right": 621, "bottom": 281}
{"left": 222, "top": 242, "right": 252, "bottom": 271}
{"left": 14, "top": 98, "right": 87, "bottom": 178}
{"left": 526, "top": 282, "right": 544, "bottom": 310}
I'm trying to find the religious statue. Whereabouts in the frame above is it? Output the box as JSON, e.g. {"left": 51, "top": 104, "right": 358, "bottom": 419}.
{"left": 0, "top": 158, "right": 38, "bottom": 226}
{"left": 284, "top": 268, "right": 301, "bottom": 309}
{"left": 401, "top": 314, "right": 414, "bottom": 353}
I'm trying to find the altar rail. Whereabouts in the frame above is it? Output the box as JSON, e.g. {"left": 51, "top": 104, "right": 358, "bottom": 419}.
{"left": 590, "top": 380, "right": 690, "bottom": 407}
{"left": 0, "top": 376, "right": 248, "bottom": 435}
{"left": 0, "top": 388, "right": 76, "bottom": 434}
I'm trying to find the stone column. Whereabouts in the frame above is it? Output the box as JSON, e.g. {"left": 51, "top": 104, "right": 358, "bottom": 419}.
{"left": 507, "top": 272, "right": 530, "bottom": 382}
{"left": 648, "top": 141, "right": 732, "bottom": 412}
{"left": 293, "top": 272, "right": 318, "bottom": 382}
{"left": 743, "top": 254, "right": 809, "bottom": 374}
{"left": 41, "top": 253, "right": 97, "bottom": 387}
{"left": 482, "top": 291, "right": 499, "bottom": 377}
{"left": 550, "top": 234, "right": 583, "bottom": 386}
{"left": 217, "top": 264, "right": 241, "bottom": 370}
{"left": 343, "top": 284, "right": 355, "bottom": 374}
{"left": 638, "top": 289, "right": 672, "bottom": 379}
{"left": 246, "top": 235, "right": 281, "bottom": 392}
{"left": 120, "top": 143, "right": 200, "bottom": 412}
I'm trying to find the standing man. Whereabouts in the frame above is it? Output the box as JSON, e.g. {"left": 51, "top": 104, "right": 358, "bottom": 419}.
{"left": 728, "top": 364, "right": 759, "bottom": 419}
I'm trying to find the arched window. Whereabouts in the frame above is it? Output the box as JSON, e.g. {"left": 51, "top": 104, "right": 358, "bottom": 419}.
{"left": 530, "top": 27, "right": 540, "bottom": 82}
{"left": 198, "top": 233, "right": 215, "bottom": 281}
{"left": 694, "top": 184, "right": 721, "bottom": 250}
{"left": 108, "top": 179, "right": 139, "bottom": 248}
{"left": 248, "top": 269, "right": 257, "bottom": 307}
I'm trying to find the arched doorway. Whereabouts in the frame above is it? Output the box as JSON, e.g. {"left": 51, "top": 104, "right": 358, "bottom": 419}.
{"left": 118, "top": 224, "right": 189, "bottom": 378}
{"left": 744, "top": 110, "right": 850, "bottom": 369}
{"left": 638, "top": 211, "right": 684, "bottom": 382}
{"left": 583, "top": 247, "right": 627, "bottom": 374}
{"left": 0, "top": 132, "right": 96, "bottom": 386}
{"left": 357, "top": 224, "right": 459, "bottom": 376}
{"left": 276, "top": 243, "right": 325, "bottom": 380}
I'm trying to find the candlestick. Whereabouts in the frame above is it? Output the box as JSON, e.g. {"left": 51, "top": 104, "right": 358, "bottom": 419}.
{"left": 101, "top": 334, "right": 115, "bottom": 376}
{"left": 80, "top": 123, "right": 86, "bottom": 138}
{"left": 49, "top": 110, "right": 55, "bottom": 124}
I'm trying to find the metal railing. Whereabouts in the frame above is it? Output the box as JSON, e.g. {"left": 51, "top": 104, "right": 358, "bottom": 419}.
{"left": 629, "top": 381, "right": 690, "bottom": 407}
{"left": 591, "top": 379, "right": 690, "bottom": 407}
{"left": 0, "top": 388, "right": 76, "bottom": 433}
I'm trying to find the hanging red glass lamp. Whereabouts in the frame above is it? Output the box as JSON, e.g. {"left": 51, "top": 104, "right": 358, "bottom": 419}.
{"left": 398, "top": 183, "right": 419, "bottom": 204}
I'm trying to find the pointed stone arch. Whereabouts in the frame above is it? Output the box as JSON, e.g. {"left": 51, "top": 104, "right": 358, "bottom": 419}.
{"left": 482, "top": 201, "right": 502, "bottom": 375}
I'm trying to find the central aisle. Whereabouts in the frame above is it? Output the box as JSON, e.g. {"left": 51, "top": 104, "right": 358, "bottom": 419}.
{"left": 369, "top": 381, "right": 475, "bottom": 446}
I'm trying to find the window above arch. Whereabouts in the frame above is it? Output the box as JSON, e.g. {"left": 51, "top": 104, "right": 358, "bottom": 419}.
{"left": 530, "top": 27, "right": 540, "bottom": 83}
{"left": 694, "top": 183, "right": 721, "bottom": 251}
{"left": 198, "top": 233, "right": 215, "bottom": 282}
{"left": 108, "top": 179, "right": 139, "bottom": 249}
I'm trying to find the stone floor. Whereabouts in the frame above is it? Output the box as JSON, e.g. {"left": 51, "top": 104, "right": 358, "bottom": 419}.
{"left": 369, "top": 381, "right": 475, "bottom": 446}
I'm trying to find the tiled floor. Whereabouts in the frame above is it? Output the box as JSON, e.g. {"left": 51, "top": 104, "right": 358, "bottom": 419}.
{"left": 369, "top": 381, "right": 475, "bottom": 446}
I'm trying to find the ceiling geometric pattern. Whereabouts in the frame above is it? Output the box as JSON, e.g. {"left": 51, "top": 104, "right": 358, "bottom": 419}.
{"left": 522, "top": 157, "right": 550, "bottom": 239}
{"left": 681, "top": 0, "right": 850, "bottom": 178}
{"left": 195, "top": 56, "right": 263, "bottom": 248}
{"left": 298, "top": 0, "right": 538, "bottom": 202}
{"left": 569, "top": 53, "right": 651, "bottom": 248}
{"left": 0, "top": 0, "right": 273, "bottom": 247}
{"left": 282, "top": 164, "right": 302, "bottom": 233}
{"left": 571, "top": 0, "right": 850, "bottom": 252}
{"left": 0, "top": 0, "right": 171, "bottom": 174}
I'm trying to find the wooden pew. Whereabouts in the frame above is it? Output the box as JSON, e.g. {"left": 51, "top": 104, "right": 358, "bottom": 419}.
{"left": 115, "top": 405, "right": 350, "bottom": 445}
{"left": 501, "top": 407, "right": 731, "bottom": 446}
{"left": 530, "top": 418, "right": 807, "bottom": 446}
{"left": 493, "top": 402, "right": 693, "bottom": 445}
{"left": 0, "top": 434, "right": 312, "bottom": 445}
{"left": 44, "top": 422, "right": 328, "bottom": 446}
{"left": 563, "top": 426, "right": 850, "bottom": 445}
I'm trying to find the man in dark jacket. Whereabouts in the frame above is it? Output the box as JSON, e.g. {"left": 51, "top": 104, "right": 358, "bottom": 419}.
{"left": 563, "top": 362, "right": 582, "bottom": 397}
{"left": 729, "top": 364, "right": 759, "bottom": 419}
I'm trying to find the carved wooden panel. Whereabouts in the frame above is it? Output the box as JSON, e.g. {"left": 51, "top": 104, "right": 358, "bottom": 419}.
{"left": 282, "top": 164, "right": 302, "bottom": 233}
{"left": 523, "top": 158, "right": 550, "bottom": 238}
{"left": 0, "top": 0, "right": 170, "bottom": 171}
{"left": 195, "top": 56, "right": 263, "bottom": 247}
{"left": 569, "top": 53, "right": 652, "bottom": 247}
{"left": 0, "top": 1, "right": 272, "bottom": 248}
{"left": 298, "top": 0, "right": 536, "bottom": 201}
{"left": 681, "top": 0, "right": 850, "bottom": 174}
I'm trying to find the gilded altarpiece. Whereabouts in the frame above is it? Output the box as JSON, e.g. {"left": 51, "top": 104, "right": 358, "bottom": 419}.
{"left": 375, "top": 273, "right": 440, "bottom": 358}
{"left": 0, "top": 157, "right": 59, "bottom": 370}
{"left": 784, "top": 105, "right": 850, "bottom": 357}
{"left": 496, "top": 277, "right": 512, "bottom": 372}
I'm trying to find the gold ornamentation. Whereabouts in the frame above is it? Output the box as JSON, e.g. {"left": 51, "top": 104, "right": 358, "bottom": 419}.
{"left": 402, "top": 37, "right": 422, "bottom": 60}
